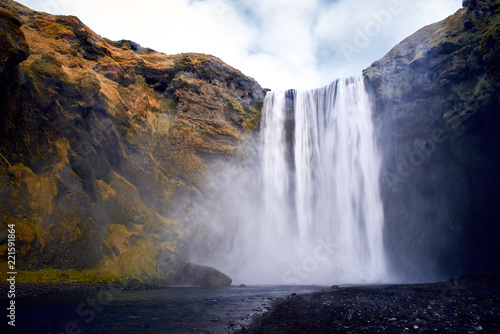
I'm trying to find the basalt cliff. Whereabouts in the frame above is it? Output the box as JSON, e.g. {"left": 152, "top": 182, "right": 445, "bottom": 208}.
{"left": 0, "top": 0, "right": 264, "bottom": 285}
{"left": 364, "top": 0, "right": 500, "bottom": 280}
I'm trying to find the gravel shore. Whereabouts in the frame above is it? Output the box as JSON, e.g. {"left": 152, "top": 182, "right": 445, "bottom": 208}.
{"left": 237, "top": 273, "right": 500, "bottom": 333}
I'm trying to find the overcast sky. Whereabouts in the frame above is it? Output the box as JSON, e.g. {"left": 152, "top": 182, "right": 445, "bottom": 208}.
{"left": 17, "top": 0, "right": 462, "bottom": 90}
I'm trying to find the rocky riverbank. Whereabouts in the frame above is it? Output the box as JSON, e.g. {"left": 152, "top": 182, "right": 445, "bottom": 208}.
{"left": 237, "top": 273, "right": 500, "bottom": 333}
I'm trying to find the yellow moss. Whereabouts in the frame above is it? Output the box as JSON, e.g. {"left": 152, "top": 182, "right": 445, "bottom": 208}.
{"left": 118, "top": 238, "right": 164, "bottom": 281}
{"left": 167, "top": 126, "right": 208, "bottom": 178}
{"left": 97, "top": 223, "right": 175, "bottom": 281}
{"left": 11, "top": 267, "right": 119, "bottom": 283}
{"left": 134, "top": 74, "right": 149, "bottom": 92}
{"left": 51, "top": 215, "right": 83, "bottom": 244}
{"left": 242, "top": 107, "right": 262, "bottom": 133}
{"left": 95, "top": 72, "right": 127, "bottom": 117}
{"left": 44, "top": 22, "right": 76, "bottom": 40}
{"left": 95, "top": 257, "right": 123, "bottom": 279}
{"left": 30, "top": 214, "right": 48, "bottom": 249}
{"left": 105, "top": 224, "right": 133, "bottom": 256}
{"left": 53, "top": 138, "right": 70, "bottom": 172}
{"left": 8, "top": 164, "right": 58, "bottom": 215}
{"left": 96, "top": 179, "right": 116, "bottom": 201}
{"left": 226, "top": 96, "right": 244, "bottom": 113}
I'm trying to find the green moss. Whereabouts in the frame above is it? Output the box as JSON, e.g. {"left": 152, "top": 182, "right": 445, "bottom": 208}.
{"left": 13, "top": 268, "right": 119, "bottom": 283}
{"left": 28, "top": 53, "right": 64, "bottom": 78}
{"left": 226, "top": 96, "right": 244, "bottom": 113}
{"left": 135, "top": 74, "right": 149, "bottom": 92}
{"left": 41, "top": 21, "right": 76, "bottom": 40}
{"left": 174, "top": 55, "right": 196, "bottom": 72}
{"left": 175, "top": 74, "right": 190, "bottom": 87}
{"left": 242, "top": 107, "right": 262, "bottom": 133}
{"left": 164, "top": 98, "right": 176, "bottom": 112}
{"left": 8, "top": 163, "right": 58, "bottom": 215}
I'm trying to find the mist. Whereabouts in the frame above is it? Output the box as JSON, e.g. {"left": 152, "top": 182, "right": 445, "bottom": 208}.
{"left": 177, "top": 76, "right": 397, "bottom": 285}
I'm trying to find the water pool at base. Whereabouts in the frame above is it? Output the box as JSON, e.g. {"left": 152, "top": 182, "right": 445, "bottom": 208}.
{"left": 12, "top": 285, "right": 325, "bottom": 333}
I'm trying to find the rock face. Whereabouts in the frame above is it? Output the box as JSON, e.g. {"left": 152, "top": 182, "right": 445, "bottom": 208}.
{"left": 0, "top": 0, "right": 264, "bottom": 285}
{"left": 364, "top": 0, "right": 500, "bottom": 281}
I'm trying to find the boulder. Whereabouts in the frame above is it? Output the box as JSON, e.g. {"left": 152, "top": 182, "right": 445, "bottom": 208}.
{"left": 157, "top": 249, "right": 232, "bottom": 286}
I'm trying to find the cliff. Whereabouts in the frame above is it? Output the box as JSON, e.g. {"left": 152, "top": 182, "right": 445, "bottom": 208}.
{"left": 0, "top": 0, "right": 264, "bottom": 285}
{"left": 364, "top": 0, "right": 500, "bottom": 280}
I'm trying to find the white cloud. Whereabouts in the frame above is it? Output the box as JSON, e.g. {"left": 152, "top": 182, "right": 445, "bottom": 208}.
{"left": 17, "top": 0, "right": 462, "bottom": 90}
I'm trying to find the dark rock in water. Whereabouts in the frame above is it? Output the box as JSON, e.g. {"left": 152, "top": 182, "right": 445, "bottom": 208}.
{"left": 156, "top": 249, "right": 232, "bottom": 286}
{"left": 176, "top": 263, "right": 232, "bottom": 287}
{"left": 364, "top": 0, "right": 500, "bottom": 280}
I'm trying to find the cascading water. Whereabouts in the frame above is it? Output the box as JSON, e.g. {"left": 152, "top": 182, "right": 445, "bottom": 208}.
{"left": 257, "top": 75, "right": 388, "bottom": 284}
{"left": 194, "top": 75, "right": 389, "bottom": 285}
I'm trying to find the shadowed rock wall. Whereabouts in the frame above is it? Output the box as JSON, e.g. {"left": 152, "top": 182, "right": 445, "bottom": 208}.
{"left": 364, "top": 0, "right": 500, "bottom": 281}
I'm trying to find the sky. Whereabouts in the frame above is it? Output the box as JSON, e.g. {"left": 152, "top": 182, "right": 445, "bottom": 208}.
{"left": 16, "top": 0, "right": 463, "bottom": 91}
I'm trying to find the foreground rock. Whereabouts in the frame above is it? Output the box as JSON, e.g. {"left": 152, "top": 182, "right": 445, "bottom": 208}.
{"left": 157, "top": 248, "right": 232, "bottom": 286}
{"left": 0, "top": 0, "right": 264, "bottom": 284}
{"left": 238, "top": 273, "right": 500, "bottom": 333}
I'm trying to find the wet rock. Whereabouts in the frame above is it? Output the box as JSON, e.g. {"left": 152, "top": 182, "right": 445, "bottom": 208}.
{"left": 156, "top": 249, "right": 232, "bottom": 286}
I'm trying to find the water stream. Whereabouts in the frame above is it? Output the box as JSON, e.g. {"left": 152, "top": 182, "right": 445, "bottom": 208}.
{"left": 247, "top": 76, "right": 387, "bottom": 284}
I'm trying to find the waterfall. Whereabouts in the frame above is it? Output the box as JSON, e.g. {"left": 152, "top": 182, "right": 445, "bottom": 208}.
{"left": 258, "top": 76, "right": 388, "bottom": 284}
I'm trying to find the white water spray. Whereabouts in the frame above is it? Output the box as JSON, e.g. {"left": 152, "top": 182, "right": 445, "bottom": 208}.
{"left": 195, "top": 76, "right": 389, "bottom": 285}
{"left": 256, "top": 76, "right": 387, "bottom": 284}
